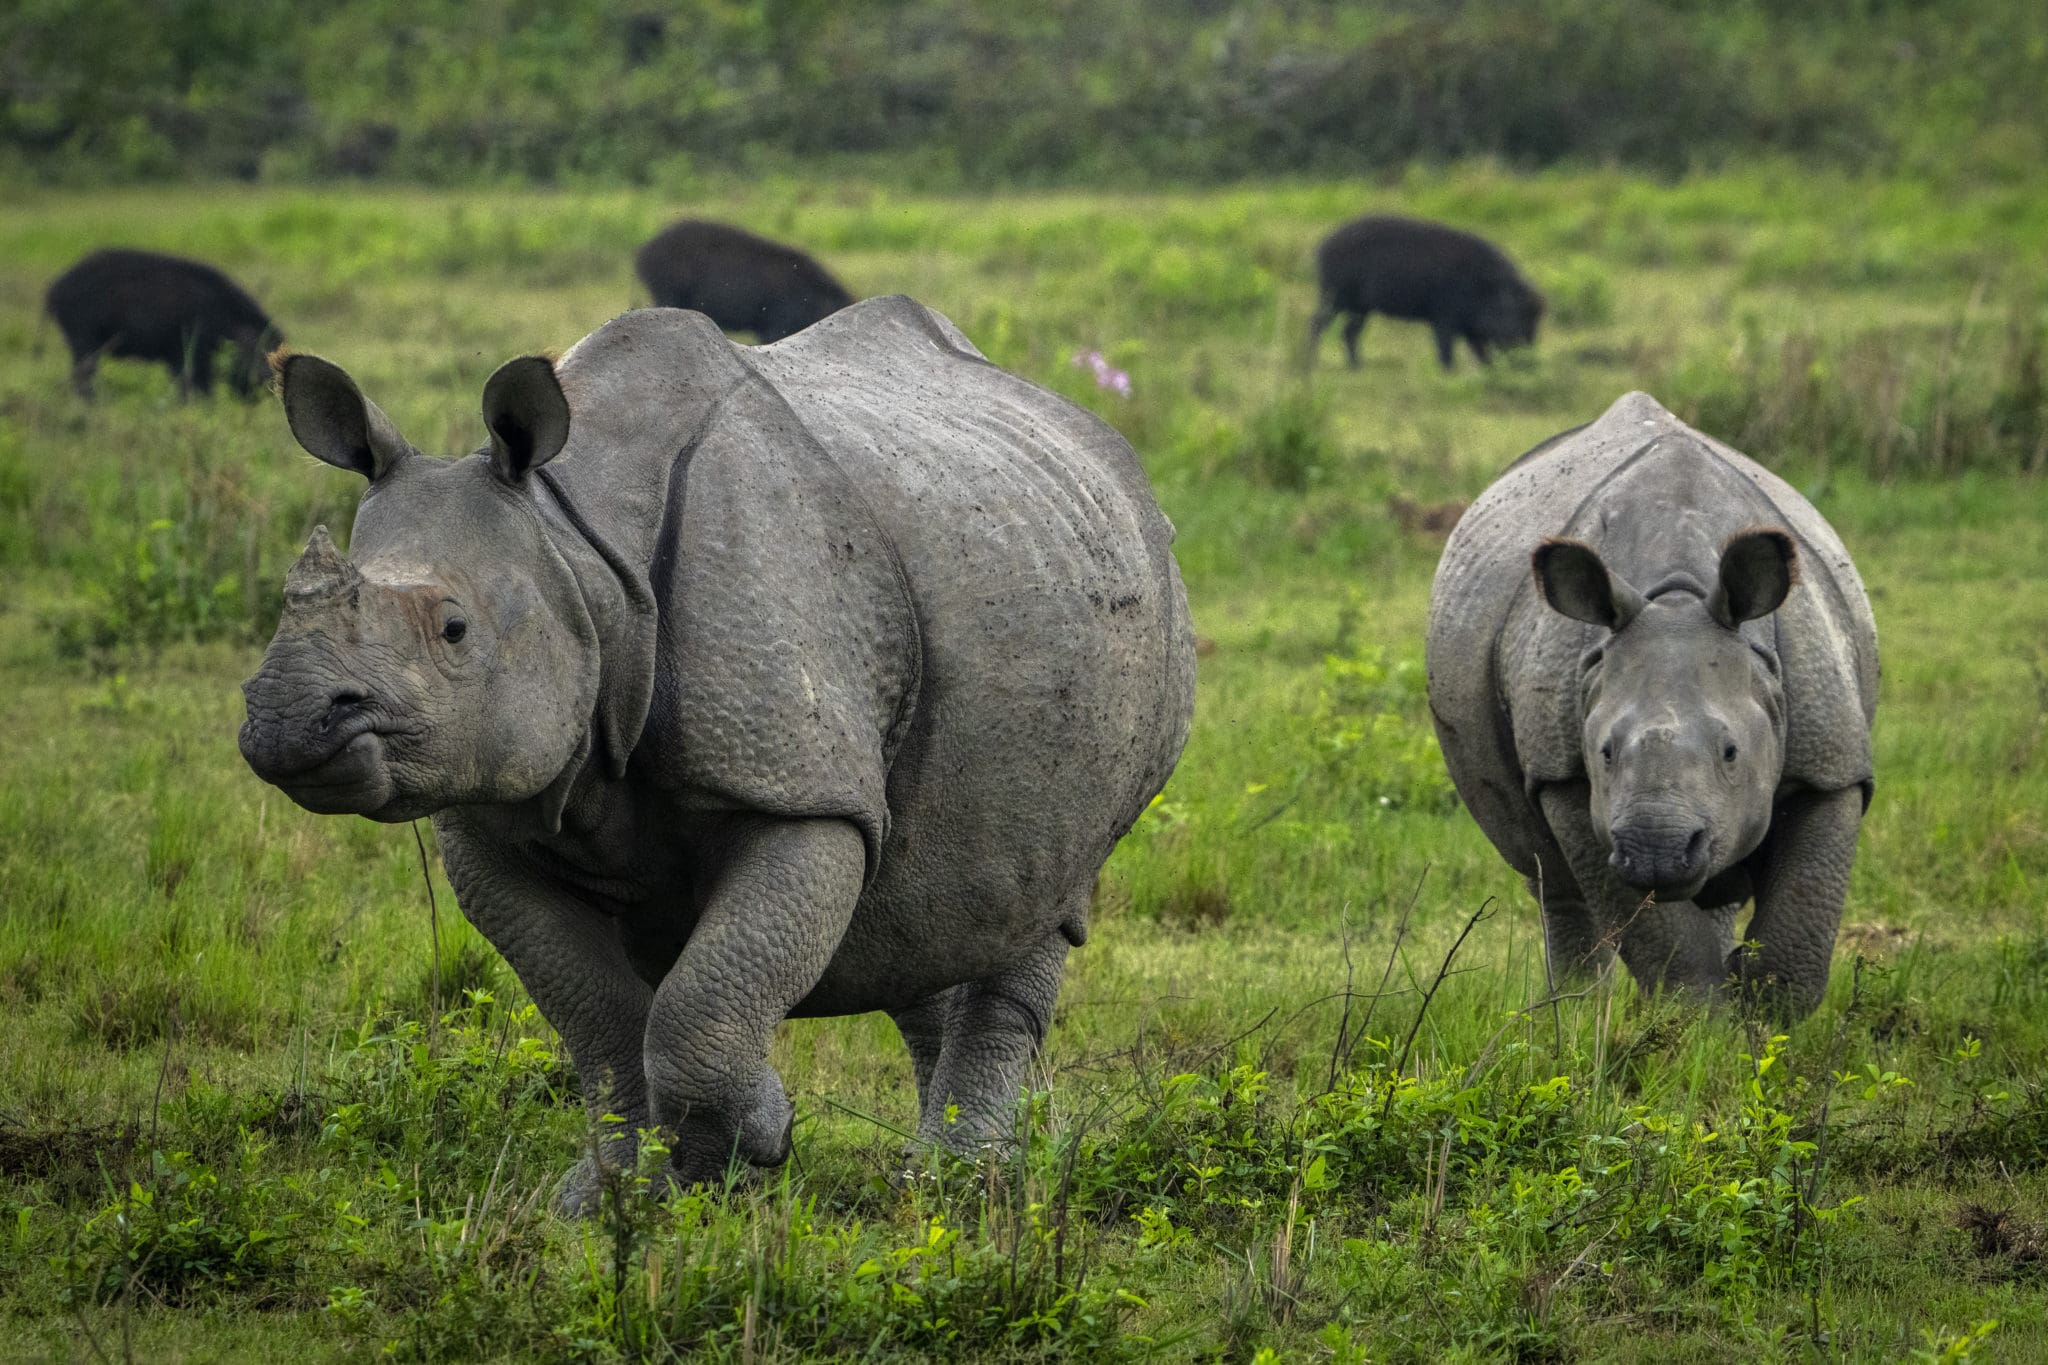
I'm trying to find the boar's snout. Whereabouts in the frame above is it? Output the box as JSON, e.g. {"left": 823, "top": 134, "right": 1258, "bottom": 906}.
{"left": 1607, "top": 819, "right": 1711, "bottom": 900}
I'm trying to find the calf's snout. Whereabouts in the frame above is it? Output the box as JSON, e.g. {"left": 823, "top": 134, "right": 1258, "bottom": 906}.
{"left": 1608, "top": 820, "right": 1710, "bottom": 898}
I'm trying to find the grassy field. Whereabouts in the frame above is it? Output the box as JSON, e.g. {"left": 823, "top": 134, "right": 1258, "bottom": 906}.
{"left": 1, "top": 166, "right": 2047, "bottom": 1361}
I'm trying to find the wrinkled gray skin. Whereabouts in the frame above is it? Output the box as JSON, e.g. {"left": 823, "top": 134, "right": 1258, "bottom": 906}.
{"left": 1425, "top": 393, "right": 1878, "bottom": 1018}
{"left": 239, "top": 298, "right": 1196, "bottom": 1212}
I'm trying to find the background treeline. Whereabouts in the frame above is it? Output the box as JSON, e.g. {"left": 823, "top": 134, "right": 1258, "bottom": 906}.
{"left": 3, "top": 0, "right": 2043, "bottom": 188}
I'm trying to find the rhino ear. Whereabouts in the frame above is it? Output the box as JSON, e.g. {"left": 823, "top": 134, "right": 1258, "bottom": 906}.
{"left": 1533, "top": 538, "right": 1646, "bottom": 632}
{"left": 1710, "top": 529, "right": 1797, "bottom": 627}
{"left": 481, "top": 356, "right": 570, "bottom": 484}
{"left": 280, "top": 354, "right": 412, "bottom": 480}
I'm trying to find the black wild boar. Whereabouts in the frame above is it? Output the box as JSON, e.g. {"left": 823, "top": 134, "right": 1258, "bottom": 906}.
{"left": 1308, "top": 215, "right": 1544, "bottom": 371}
{"left": 634, "top": 220, "right": 855, "bottom": 344}
{"left": 44, "top": 248, "right": 282, "bottom": 400}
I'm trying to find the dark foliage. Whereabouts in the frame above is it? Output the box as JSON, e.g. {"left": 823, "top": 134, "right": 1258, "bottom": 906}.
{"left": 0, "top": 0, "right": 2040, "bottom": 186}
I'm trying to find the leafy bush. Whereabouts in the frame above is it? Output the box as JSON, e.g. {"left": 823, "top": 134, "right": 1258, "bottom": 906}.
{"left": 1310, "top": 641, "right": 1459, "bottom": 815}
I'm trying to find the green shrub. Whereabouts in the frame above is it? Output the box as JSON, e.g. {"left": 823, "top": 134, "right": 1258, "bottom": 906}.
{"left": 1234, "top": 386, "right": 1335, "bottom": 491}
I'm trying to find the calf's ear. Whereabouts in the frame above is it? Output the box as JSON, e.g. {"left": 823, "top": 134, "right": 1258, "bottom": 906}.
{"left": 279, "top": 354, "right": 413, "bottom": 480}
{"left": 1532, "top": 538, "right": 1645, "bottom": 631}
{"left": 1710, "top": 529, "right": 1797, "bottom": 627}
{"left": 481, "top": 356, "right": 570, "bottom": 484}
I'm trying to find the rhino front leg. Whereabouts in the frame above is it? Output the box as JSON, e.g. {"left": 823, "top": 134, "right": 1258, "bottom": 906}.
{"left": 647, "top": 815, "right": 863, "bottom": 1186}
{"left": 1616, "top": 900, "right": 1739, "bottom": 998}
{"left": 1535, "top": 785, "right": 1633, "bottom": 983}
{"left": 1730, "top": 785, "right": 1863, "bottom": 1019}
{"left": 437, "top": 824, "right": 654, "bottom": 1216}
{"left": 914, "top": 929, "right": 1068, "bottom": 1151}
{"left": 1523, "top": 849, "right": 1613, "bottom": 986}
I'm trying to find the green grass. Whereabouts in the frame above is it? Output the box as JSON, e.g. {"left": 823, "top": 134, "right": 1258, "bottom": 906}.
{"left": 2, "top": 165, "right": 2047, "bottom": 1361}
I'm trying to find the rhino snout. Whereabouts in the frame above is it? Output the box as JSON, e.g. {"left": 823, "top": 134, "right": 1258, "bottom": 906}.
{"left": 239, "top": 665, "right": 384, "bottom": 785}
{"left": 1608, "top": 821, "right": 1711, "bottom": 900}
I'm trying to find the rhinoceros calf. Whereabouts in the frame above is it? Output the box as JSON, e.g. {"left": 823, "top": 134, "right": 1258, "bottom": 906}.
{"left": 239, "top": 298, "right": 1195, "bottom": 1209}
{"left": 1426, "top": 392, "right": 1877, "bottom": 1017}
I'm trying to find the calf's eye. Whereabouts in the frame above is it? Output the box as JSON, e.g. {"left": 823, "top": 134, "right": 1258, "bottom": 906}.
{"left": 1599, "top": 741, "right": 1613, "bottom": 767}
{"left": 442, "top": 618, "right": 467, "bottom": 644}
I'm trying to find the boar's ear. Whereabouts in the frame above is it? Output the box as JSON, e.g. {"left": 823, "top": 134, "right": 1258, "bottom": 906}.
{"left": 1532, "top": 538, "right": 1646, "bottom": 632}
{"left": 1710, "top": 529, "right": 1797, "bottom": 627}
{"left": 280, "top": 354, "right": 412, "bottom": 480}
{"left": 481, "top": 356, "right": 570, "bottom": 484}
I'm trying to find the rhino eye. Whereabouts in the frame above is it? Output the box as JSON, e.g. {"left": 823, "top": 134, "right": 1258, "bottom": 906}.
{"left": 442, "top": 617, "right": 468, "bottom": 644}
{"left": 1599, "top": 740, "right": 1613, "bottom": 768}
{"left": 1722, "top": 742, "right": 1738, "bottom": 762}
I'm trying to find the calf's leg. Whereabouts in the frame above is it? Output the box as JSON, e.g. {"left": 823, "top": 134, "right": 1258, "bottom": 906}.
{"left": 1730, "top": 786, "right": 1863, "bottom": 1019}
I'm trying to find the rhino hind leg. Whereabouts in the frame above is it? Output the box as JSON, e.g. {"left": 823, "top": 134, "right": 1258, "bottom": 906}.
{"left": 905, "top": 928, "right": 1070, "bottom": 1153}
{"left": 889, "top": 989, "right": 954, "bottom": 1109}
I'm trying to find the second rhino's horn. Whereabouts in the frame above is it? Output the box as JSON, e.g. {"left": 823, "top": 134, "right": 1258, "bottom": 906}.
{"left": 284, "top": 525, "right": 363, "bottom": 605}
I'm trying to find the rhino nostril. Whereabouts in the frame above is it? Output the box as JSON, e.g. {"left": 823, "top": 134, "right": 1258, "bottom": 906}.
{"left": 321, "top": 690, "right": 371, "bottom": 730}
{"left": 1685, "top": 828, "right": 1708, "bottom": 866}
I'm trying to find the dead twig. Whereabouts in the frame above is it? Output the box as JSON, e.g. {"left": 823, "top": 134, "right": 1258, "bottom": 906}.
{"left": 1350, "top": 865, "right": 1429, "bottom": 1073}
{"left": 1383, "top": 898, "right": 1498, "bottom": 1122}
{"left": 412, "top": 820, "right": 444, "bottom": 1046}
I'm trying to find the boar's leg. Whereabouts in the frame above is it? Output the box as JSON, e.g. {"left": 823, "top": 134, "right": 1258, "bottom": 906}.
{"left": 1466, "top": 333, "right": 1494, "bottom": 366}
{"left": 1305, "top": 301, "right": 1336, "bottom": 369}
{"left": 910, "top": 926, "right": 1070, "bottom": 1152}
{"left": 1431, "top": 318, "right": 1460, "bottom": 371}
{"left": 646, "top": 815, "right": 864, "bottom": 1186}
{"left": 1340, "top": 311, "right": 1369, "bottom": 368}
{"left": 1729, "top": 785, "right": 1862, "bottom": 1020}
{"left": 67, "top": 351, "right": 98, "bottom": 400}
{"left": 438, "top": 823, "right": 656, "bottom": 1217}
{"left": 186, "top": 338, "right": 217, "bottom": 398}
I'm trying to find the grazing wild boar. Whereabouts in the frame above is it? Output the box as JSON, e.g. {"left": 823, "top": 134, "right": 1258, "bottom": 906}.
{"left": 1308, "top": 215, "right": 1543, "bottom": 371}
{"left": 45, "top": 248, "right": 282, "bottom": 400}
{"left": 1426, "top": 392, "right": 1878, "bottom": 1018}
{"left": 239, "top": 297, "right": 1196, "bottom": 1209}
{"left": 634, "top": 219, "right": 855, "bottom": 344}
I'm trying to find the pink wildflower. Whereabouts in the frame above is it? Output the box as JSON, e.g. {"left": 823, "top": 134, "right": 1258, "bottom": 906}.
{"left": 1071, "top": 349, "right": 1132, "bottom": 399}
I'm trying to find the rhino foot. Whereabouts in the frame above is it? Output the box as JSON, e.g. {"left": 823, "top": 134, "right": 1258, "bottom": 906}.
{"left": 663, "top": 1069, "right": 796, "bottom": 1187}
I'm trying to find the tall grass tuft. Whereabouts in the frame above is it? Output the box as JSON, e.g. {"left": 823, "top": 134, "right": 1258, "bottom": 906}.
{"left": 1666, "top": 302, "right": 2048, "bottom": 477}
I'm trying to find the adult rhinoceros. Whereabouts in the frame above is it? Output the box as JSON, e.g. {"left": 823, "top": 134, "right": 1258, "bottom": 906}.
{"left": 240, "top": 298, "right": 1196, "bottom": 1209}
{"left": 1426, "top": 392, "right": 1878, "bottom": 1018}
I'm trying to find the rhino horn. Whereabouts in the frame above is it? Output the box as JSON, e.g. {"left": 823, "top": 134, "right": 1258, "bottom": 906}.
{"left": 284, "top": 525, "right": 363, "bottom": 605}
